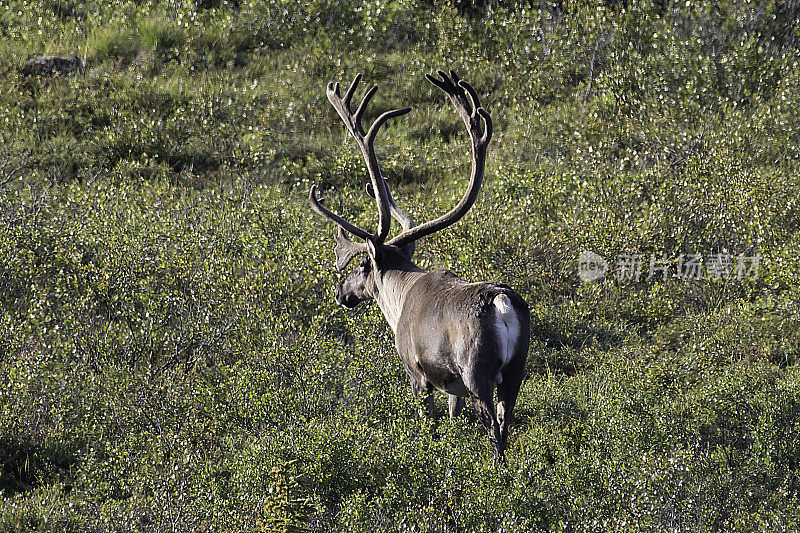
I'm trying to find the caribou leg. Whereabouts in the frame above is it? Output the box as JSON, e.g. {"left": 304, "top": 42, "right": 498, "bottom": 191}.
{"left": 448, "top": 394, "right": 465, "bottom": 419}
{"left": 409, "top": 375, "right": 435, "bottom": 419}
{"left": 496, "top": 357, "right": 525, "bottom": 460}
{"left": 471, "top": 390, "right": 504, "bottom": 464}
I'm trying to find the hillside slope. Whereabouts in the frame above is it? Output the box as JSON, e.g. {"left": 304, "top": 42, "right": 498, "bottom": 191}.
{"left": 1, "top": 1, "right": 799, "bottom": 530}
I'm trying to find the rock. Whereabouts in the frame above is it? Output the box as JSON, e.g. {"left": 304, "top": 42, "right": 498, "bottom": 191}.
{"left": 22, "top": 54, "right": 84, "bottom": 77}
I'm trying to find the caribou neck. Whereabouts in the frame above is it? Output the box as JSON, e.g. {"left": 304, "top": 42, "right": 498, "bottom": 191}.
{"left": 372, "top": 262, "right": 425, "bottom": 333}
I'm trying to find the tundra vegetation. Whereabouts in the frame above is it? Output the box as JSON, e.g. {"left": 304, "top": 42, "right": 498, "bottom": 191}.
{"left": 1, "top": 0, "right": 799, "bottom": 531}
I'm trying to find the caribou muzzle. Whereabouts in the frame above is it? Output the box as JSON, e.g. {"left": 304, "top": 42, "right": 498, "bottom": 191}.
{"left": 334, "top": 283, "right": 362, "bottom": 308}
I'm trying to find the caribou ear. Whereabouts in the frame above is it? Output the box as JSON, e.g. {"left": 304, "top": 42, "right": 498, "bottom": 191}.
{"left": 334, "top": 227, "right": 366, "bottom": 271}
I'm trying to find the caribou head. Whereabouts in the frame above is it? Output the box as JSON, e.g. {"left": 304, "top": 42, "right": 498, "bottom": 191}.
{"left": 310, "top": 71, "right": 529, "bottom": 464}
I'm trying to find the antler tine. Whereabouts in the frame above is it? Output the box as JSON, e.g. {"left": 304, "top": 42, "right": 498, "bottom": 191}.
{"left": 354, "top": 85, "right": 378, "bottom": 137}
{"left": 334, "top": 226, "right": 367, "bottom": 271}
{"left": 343, "top": 74, "right": 361, "bottom": 109}
{"left": 425, "top": 70, "right": 455, "bottom": 91}
{"left": 309, "top": 185, "right": 374, "bottom": 242}
{"left": 477, "top": 107, "right": 493, "bottom": 145}
{"left": 361, "top": 106, "right": 411, "bottom": 244}
{"left": 366, "top": 180, "right": 414, "bottom": 228}
{"left": 366, "top": 107, "right": 412, "bottom": 144}
{"left": 389, "top": 70, "right": 492, "bottom": 249}
{"left": 327, "top": 81, "right": 357, "bottom": 138}
{"left": 458, "top": 79, "right": 480, "bottom": 111}
{"left": 456, "top": 79, "right": 493, "bottom": 145}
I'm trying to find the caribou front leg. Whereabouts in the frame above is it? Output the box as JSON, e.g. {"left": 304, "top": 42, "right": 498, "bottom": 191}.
{"left": 409, "top": 374, "right": 435, "bottom": 418}
{"left": 448, "top": 394, "right": 465, "bottom": 419}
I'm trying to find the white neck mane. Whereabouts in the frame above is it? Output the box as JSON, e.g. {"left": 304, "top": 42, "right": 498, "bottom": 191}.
{"left": 373, "top": 269, "right": 424, "bottom": 333}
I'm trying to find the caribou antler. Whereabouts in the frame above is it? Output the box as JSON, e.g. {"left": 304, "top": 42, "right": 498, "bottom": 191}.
{"left": 366, "top": 179, "right": 415, "bottom": 257}
{"left": 309, "top": 70, "right": 491, "bottom": 267}
{"left": 388, "top": 70, "right": 492, "bottom": 248}
{"left": 309, "top": 74, "right": 411, "bottom": 250}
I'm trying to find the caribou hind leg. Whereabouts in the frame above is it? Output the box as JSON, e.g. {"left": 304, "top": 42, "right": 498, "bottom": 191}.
{"left": 496, "top": 296, "right": 530, "bottom": 457}
{"left": 496, "top": 358, "right": 525, "bottom": 458}
{"left": 471, "top": 387, "right": 505, "bottom": 464}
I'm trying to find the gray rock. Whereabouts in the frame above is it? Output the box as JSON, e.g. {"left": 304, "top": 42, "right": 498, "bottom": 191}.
{"left": 22, "top": 54, "right": 84, "bottom": 77}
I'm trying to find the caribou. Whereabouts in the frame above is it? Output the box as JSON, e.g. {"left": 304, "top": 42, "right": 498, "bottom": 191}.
{"left": 309, "top": 71, "right": 530, "bottom": 463}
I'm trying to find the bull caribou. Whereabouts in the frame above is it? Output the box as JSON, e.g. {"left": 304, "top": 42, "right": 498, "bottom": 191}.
{"left": 309, "top": 71, "right": 530, "bottom": 463}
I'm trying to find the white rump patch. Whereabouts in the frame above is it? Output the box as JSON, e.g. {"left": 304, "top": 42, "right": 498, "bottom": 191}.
{"left": 494, "top": 293, "right": 512, "bottom": 314}
{"left": 493, "top": 294, "right": 520, "bottom": 372}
